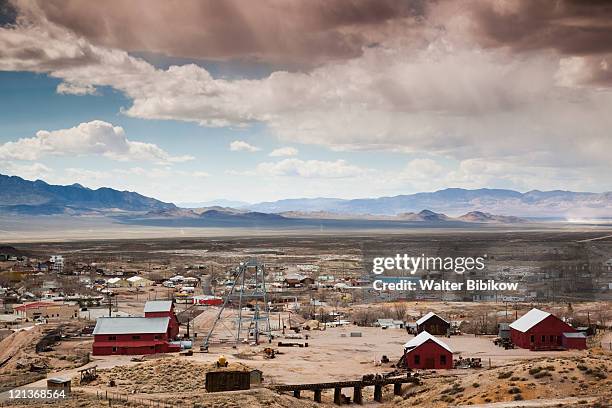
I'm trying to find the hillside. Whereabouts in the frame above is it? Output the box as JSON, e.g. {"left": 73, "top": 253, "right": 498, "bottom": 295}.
{"left": 0, "top": 174, "right": 175, "bottom": 214}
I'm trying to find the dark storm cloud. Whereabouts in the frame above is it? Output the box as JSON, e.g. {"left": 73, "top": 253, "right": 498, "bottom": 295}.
{"left": 0, "top": 0, "right": 18, "bottom": 26}
{"left": 468, "top": 0, "right": 612, "bottom": 56}
{"left": 17, "top": 0, "right": 430, "bottom": 66}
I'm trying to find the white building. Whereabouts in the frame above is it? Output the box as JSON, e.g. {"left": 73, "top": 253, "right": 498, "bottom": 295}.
{"left": 49, "top": 255, "right": 64, "bottom": 273}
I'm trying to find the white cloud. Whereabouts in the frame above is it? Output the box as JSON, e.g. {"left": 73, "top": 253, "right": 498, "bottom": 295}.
{"left": 269, "top": 147, "right": 298, "bottom": 157}
{"left": 229, "top": 140, "right": 260, "bottom": 152}
{"left": 0, "top": 162, "right": 53, "bottom": 181}
{"left": 256, "top": 158, "right": 365, "bottom": 178}
{"left": 0, "top": 120, "right": 193, "bottom": 163}
{"left": 2, "top": 8, "right": 612, "bottom": 192}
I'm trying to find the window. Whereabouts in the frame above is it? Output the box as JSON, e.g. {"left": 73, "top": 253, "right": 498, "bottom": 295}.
{"left": 112, "top": 347, "right": 117, "bottom": 353}
{"left": 154, "top": 335, "right": 161, "bottom": 340}
{"left": 108, "top": 336, "right": 116, "bottom": 341}
{"left": 414, "top": 355, "right": 420, "bottom": 365}
{"left": 541, "top": 335, "right": 546, "bottom": 343}
{"left": 440, "top": 355, "right": 447, "bottom": 365}
{"left": 550, "top": 335, "right": 555, "bottom": 343}
{"left": 530, "top": 335, "right": 535, "bottom": 343}
{"left": 132, "top": 335, "right": 141, "bottom": 340}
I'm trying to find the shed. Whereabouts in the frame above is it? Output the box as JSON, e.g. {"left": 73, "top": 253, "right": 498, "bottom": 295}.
{"left": 509, "top": 308, "right": 579, "bottom": 350}
{"left": 403, "top": 331, "right": 453, "bottom": 369}
{"left": 47, "top": 377, "right": 71, "bottom": 392}
{"left": 416, "top": 312, "right": 450, "bottom": 335}
{"left": 561, "top": 332, "right": 587, "bottom": 350}
{"left": 205, "top": 371, "right": 250, "bottom": 392}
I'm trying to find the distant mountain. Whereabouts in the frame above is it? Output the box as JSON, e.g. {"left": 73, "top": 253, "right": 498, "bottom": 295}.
{"left": 457, "top": 211, "right": 526, "bottom": 223}
{"left": 177, "top": 199, "right": 250, "bottom": 208}
{"left": 246, "top": 188, "right": 612, "bottom": 217}
{"left": 0, "top": 174, "right": 175, "bottom": 214}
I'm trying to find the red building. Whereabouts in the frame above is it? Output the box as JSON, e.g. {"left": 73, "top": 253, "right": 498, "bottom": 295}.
{"left": 416, "top": 312, "right": 450, "bottom": 335}
{"left": 509, "top": 308, "right": 585, "bottom": 350}
{"left": 192, "top": 295, "right": 223, "bottom": 306}
{"left": 561, "top": 332, "right": 587, "bottom": 349}
{"left": 143, "top": 300, "right": 179, "bottom": 338}
{"left": 403, "top": 331, "right": 453, "bottom": 369}
{"left": 92, "top": 316, "right": 180, "bottom": 355}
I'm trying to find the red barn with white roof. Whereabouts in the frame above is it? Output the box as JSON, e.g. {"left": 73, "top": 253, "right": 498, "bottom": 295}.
{"left": 403, "top": 331, "right": 453, "bottom": 369}
{"left": 509, "top": 308, "right": 584, "bottom": 350}
{"left": 92, "top": 317, "right": 180, "bottom": 355}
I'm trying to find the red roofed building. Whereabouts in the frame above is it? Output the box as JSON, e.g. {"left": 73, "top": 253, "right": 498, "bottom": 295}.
{"left": 92, "top": 317, "right": 180, "bottom": 355}
{"left": 509, "top": 308, "right": 585, "bottom": 350}
{"left": 143, "top": 300, "right": 179, "bottom": 338}
{"left": 403, "top": 331, "right": 453, "bottom": 369}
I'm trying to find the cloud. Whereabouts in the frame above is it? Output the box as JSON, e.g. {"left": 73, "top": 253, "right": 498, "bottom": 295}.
{"left": 256, "top": 158, "right": 365, "bottom": 178}
{"left": 0, "top": 161, "right": 52, "bottom": 180}
{"left": 18, "top": 0, "right": 428, "bottom": 66}
{"left": 229, "top": 140, "right": 260, "bottom": 152}
{"left": 0, "top": 120, "right": 193, "bottom": 163}
{"left": 2, "top": 1, "right": 612, "bottom": 192}
{"left": 269, "top": 147, "right": 298, "bottom": 157}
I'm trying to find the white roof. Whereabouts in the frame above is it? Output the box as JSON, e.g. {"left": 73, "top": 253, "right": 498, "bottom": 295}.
{"left": 107, "top": 277, "right": 122, "bottom": 284}
{"left": 562, "top": 332, "right": 586, "bottom": 338}
{"left": 144, "top": 300, "right": 173, "bottom": 313}
{"left": 416, "top": 312, "right": 448, "bottom": 326}
{"left": 509, "top": 308, "right": 550, "bottom": 332}
{"left": 403, "top": 331, "right": 452, "bottom": 353}
{"left": 93, "top": 317, "right": 170, "bottom": 335}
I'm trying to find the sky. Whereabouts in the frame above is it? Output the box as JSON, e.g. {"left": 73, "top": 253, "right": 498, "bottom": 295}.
{"left": 1, "top": 0, "right": 612, "bottom": 204}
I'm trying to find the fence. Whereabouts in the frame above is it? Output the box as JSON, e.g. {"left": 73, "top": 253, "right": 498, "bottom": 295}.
{"left": 95, "top": 390, "right": 180, "bottom": 407}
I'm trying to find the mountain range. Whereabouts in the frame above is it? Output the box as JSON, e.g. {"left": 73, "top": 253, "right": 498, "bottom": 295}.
{"left": 0, "top": 174, "right": 175, "bottom": 214}
{"left": 2, "top": 174, "right": 612, "bottom": 223}
{"left": 244, "top": 188, "right": 612, "bottom": 218}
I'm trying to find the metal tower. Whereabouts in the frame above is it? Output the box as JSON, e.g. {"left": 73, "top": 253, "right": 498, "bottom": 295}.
{"left": 201, "top": 259, "right": 272, "bottom": 350}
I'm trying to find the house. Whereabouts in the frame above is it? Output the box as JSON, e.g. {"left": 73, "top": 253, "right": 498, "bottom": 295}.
{"left": 92, "top": 316, "right": 180, "bottom": 355}
{"left": 143, "top": 300, "right": 179, "bottom": 338}
{"left": 126, "top": 276, "right": 154, "bottom": 287}
{"left": 509, "top": 308, "right": 585, "bottom": 350}
{"left": 375, "top": 319, "right": 405, "bottom": 329}
{"left": 416, "top": 312, "right": 450, "bottom": 335}
{"left": 13, "top": 302, "right": 79, "bottom": 320}
{"left": 284, "top": 274, "right": 313, "bottom": 287}
{"left": 403, "top": 331, "right": 453, "bottom": 369}
{"left": 106, "top": 277, "right": 128, "bottom": 288}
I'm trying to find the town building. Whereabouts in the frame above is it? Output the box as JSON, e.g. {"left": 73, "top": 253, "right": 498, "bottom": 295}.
{"left": 92, "top": 316, "right": 180, "bottom": 355}
{"left": 416, "top": 312, "right": 450, "bottom": 335}
{"left": 143, "top": 300, "right": 179, "bottom": 338}
{"left": 509, "top": 308, "right": 585, "bottom": 350}
{"left": 49, "top": 255, "right": 64, "bottom": 273}
{"left": 13, "top": 302, "right": 79, "bottom": 321}
{"left": 126, "top": 276, "right": 154, "bottom": 287}
{"left": 403, "top": 331, "right": 453, "bottom": 369}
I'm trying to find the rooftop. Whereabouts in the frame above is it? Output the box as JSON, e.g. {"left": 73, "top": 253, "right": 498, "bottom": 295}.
{"left": 509, "top": 308, "right": 551, "bottom": 333}
{"left": 416, "top": 311, "right": 449, "bottom": 326}
{"left": 144, "top": 300, "right": 173, "bottom": 313}
{"left": 93, "top": 317, "right": 170, "bottom": 335}
{"left": 403, "top": 331, "right": 452, "bottom": 353}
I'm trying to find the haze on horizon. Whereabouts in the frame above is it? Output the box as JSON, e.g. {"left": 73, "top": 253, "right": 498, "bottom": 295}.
{"left": 1, "top": 0, "right": 612, "bottom": 203}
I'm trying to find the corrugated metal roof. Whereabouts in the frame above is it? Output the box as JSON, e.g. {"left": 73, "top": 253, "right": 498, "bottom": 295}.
{"left": 403, "top": 331, "right": 452, "bottom": 353}
{"left": 144, "top": 300, "right": 173, "bottom": 313}
{"left": 416, "top": 312, "right": 448, "bottom": 326}
{"left": 562, "top": 332, "right": 586, "bottom": 338}
{"left": 509, "top": 308, "right": 550, "bottom": 332}
{"left": 93, "top": 317, "right": 170, "bottom": 335}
